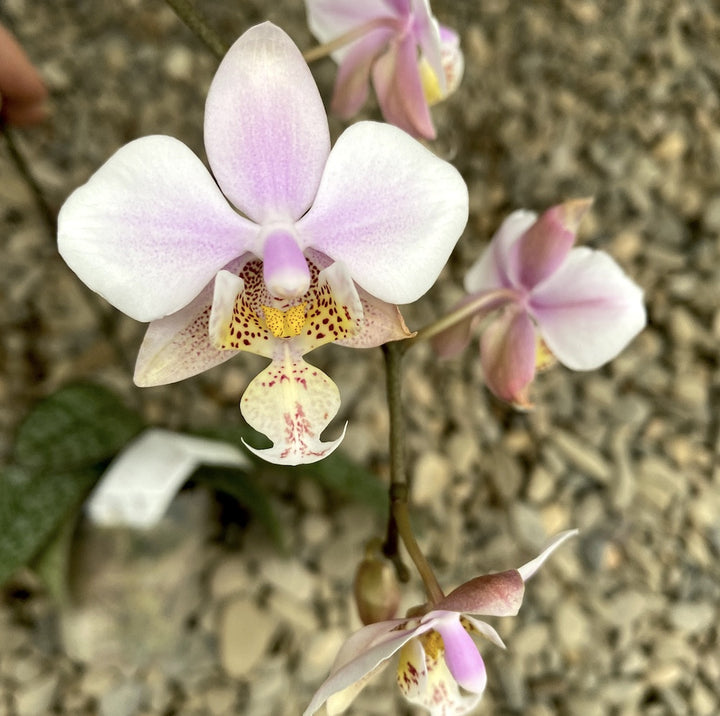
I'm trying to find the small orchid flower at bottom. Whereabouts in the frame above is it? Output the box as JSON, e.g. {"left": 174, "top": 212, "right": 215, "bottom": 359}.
{"left": 431, "top": 199, "right": 646, "bottom": 408}
{"left": 304, "top": 530, "right": 578, "bottom": 716}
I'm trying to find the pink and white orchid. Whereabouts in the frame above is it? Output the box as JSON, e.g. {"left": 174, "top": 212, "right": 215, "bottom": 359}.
{"left": 433, "top": 200, "right": 646, "bottom": 407}
{"left": 58, "top": 22, "right": 468, "bottom": 465}
{"left": 304, "top": 530, "right": 578, "bottom": 716}
{"left": 305, "top": 0, "right": 463, "bottom": 139}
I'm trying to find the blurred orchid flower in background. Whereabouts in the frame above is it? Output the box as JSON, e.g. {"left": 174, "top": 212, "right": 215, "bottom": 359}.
{"left": 305, "top": 0, "right": 463, "bottom": 139}
{"left": 433, "top": 200, "right": 646, "bottom": 407}
{"left": 58, "top": 22, "right": 468, "bottom": 465}
{"left": 304, "top": 530, "right": 578, "bottom": 716}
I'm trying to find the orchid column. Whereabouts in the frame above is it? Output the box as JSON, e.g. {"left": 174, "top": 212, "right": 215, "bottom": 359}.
{"left": 57, "top": 22, "right": 468, "bottom": 465}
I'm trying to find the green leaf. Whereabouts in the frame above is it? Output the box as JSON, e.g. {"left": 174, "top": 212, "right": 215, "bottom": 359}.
{"left": 192, "top": 465, "right": 286, "bottom": 551}
{"left": 13, "top": 383, "right": 144, "bottom": 471}
{"left": 0, "top": 465, "right": 100, "bottom": 586}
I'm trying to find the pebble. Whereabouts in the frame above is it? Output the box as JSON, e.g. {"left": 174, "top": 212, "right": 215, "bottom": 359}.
{"left": 551, "top": 430, "right": 611, "bottom": 483}
{"left": 412, "top": 451, "right": 453, "bottom": 507}
{"left": 218, "top": 598, "right": 277, "bottom": 679}
{"left": 14, "top": 672, "right": 58, "bottom": 716}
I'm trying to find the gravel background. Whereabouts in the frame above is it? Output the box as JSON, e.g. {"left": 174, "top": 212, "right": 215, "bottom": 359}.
{"left": 1, "top": 1, "right": 719, "bottom": 715}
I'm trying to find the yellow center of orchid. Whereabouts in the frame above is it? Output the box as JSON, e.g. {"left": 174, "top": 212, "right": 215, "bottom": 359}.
{"left": 262, "top": 302, "right": 307, "bottom": 338}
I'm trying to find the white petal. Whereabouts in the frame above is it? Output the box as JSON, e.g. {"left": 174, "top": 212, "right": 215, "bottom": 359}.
{"left": 298, "top": 121, "right": 468, "bottom": 304}
{"left": 58, "top": 135, "right": 256, "bottom": 322}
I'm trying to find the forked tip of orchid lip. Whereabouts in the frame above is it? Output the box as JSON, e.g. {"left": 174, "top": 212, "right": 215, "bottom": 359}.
{"left": 555, "top": 197, "right": 594, "bottom": 235}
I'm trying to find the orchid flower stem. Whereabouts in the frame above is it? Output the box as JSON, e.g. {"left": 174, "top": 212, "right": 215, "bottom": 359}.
{"left": 404, "top": 287, "right": 520, "bottom": 350}
{"left": 164, "top": 0, "right": 227, "bottom": 59}
{"left": 303, "top": 18, "right": 395, "bottom": 63}
{"left": 382, "top": 341, "right": 445, "bottom": 604}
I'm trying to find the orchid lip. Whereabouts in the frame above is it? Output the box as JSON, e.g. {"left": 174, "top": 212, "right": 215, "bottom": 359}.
{"left": 261, "top": 227, "right": 311, "bottom": 299}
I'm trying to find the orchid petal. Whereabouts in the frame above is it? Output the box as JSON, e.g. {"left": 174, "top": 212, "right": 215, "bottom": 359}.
{"left": 204, "top": 23, "right": 330, "bottom": 224}
{"left": 463, "top": 210, "right": 537, "bottom": 293}
{"left": 435, "top": 617, "right": 487, "bottom": 694}
{"left": 437, "top": 570, "right": 525, "bottom": 617}
{"left": 58, "top": 135, "right": 256, "bottom": 322}
{"left": 326, "top": 662, "right": 389, "bottom": 715}
{"left": 134, "top": 273, "right": 240, "bottom": 387}
{"left": 480, "top": 307, "right": 537, "bottom": 408}
{"left": 514, "top": 199, "right": 592, "bottom": 289}
{"left": 517, "top": 529, "right": 579, "bottom": 582}
{"left": 331, "top": 27, "right": 396, "bottom": 118}
{"left": 241, "top": 347, "right": 345, "bottom": 465}
{"left": 337, "top": 293, "right": 413, "bottom": 348}
{"left": 462, "top": 615, "right": 507, "bottom": 650}
{"left": 304, "top": 618, "right": 437, "bottom": 716}
{"left": 529, "top": 247, "right": 646, "bottom": 370}
{"left": 86, "top": 429, "right": 248, "bottom": 528}
{"left": 298, "top": 121, "right": 468, "bottom": 304}
{"left": 372, "top": 34, "right": 436, "bottom": 139}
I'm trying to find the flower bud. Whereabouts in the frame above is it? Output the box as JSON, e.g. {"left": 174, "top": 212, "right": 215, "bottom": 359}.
{"left": 353, "top": 539, "right": 401, "bottom": 625}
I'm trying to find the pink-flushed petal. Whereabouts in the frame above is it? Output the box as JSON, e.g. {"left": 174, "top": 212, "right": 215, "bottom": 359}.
{"left": 372, "top": 33, "right": 436, "bottom": 139}
{"left": 133, "top": 272, "right": 240, "bottom": 387}
{"left": 528, "top": 247, "right": 646, "bottom": 370}
{"left": 204, "top": 23, "right": 330, "bottom": 224}
{"left": 517, "top": 529, "right": 579, "bottom": 582}
{"left": 297, "top": 121, "right": 468, "bottom": 304}
{"left": 305, "top": 0, "right": 401, "bottom": 63}
{"left": 513, "top": 199, "right": 592, "bottom": 290}
{"left": 240, "top": 346, "right": 345, "bottom": 465}
{"left": 331, "top": 27, "right": 396, "bottom": 118}
{"left": 437, "top": 570, "right": 525, "bottom": 617}
{"left": 435, "top": 617, "right": 487, "bottom": 694}
{"left": 411, "top": 0, "right": 445, "bottom": 96}
{"left": 58, "top": 135, "right": 257, "bottom": 322}
{"left": 463, "top": 210, "right": 537, "bottom": 294}
{"left": 303, "top": 618, "right": 437, "bottom": 716}
{"left": 462, "top": 615, "right": 506, "bottom": 650}
{"left": 480, "top": 307, "right": 537, "bottom": 408}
